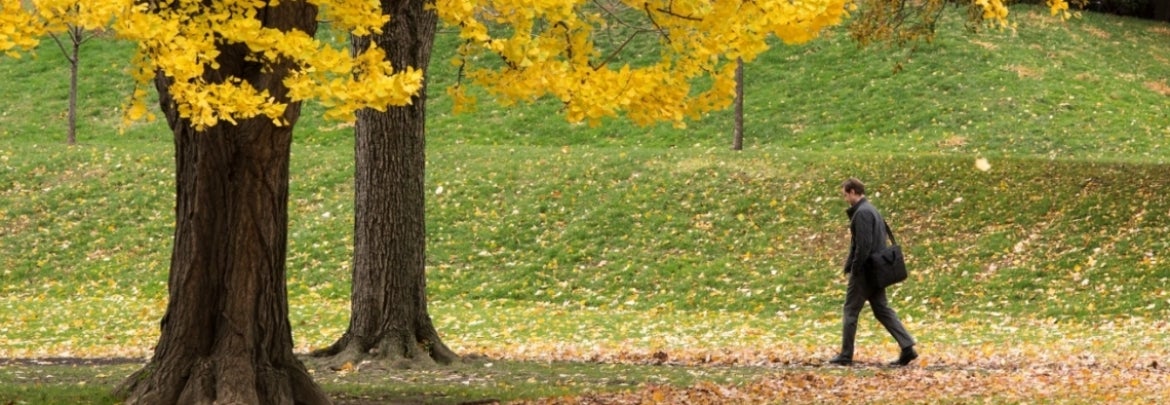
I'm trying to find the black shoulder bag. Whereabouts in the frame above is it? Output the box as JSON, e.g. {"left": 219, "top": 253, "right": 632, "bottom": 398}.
{"left": 866, "top": 220, "right": 907, "bottom": 288}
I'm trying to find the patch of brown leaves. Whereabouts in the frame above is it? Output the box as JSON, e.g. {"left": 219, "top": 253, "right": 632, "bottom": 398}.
{"left": 1007, "top": 64, "right": 1042, "bottom": 79}
{"left": 518, "top": 364, "right": 1170, "bottom": 404}
{"left": 970, "top": 40, "right": 998, "bottom": 50}
{"left": 937, "top": 135, "right": 968, "bottom": 149}
{"left": 1144, "top": 80, "right": 1170, "bottom": 97}
{"left": 1074, "top": 72, "right": 1099, "bottom": 82}
{"left": 1082, "top": 26, "right": 1110, "bottom": 39}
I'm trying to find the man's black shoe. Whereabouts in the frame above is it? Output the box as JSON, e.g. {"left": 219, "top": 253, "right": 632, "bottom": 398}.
{"left": 828, "top": 354, "right": 853, "bottom": 366}
{"left": 890, "top": 346, "right": 918, "bottom": 366}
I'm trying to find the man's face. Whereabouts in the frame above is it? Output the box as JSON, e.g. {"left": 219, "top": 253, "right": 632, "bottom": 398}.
{"left": 842, "top": 188, "right": 861, "bottom": 206}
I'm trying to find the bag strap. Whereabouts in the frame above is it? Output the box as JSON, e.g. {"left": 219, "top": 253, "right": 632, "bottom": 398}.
{"left": 882, "top": 219, "right": 898, "bottom": 246}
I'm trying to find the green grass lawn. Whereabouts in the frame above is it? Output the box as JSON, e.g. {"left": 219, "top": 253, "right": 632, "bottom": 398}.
{"left": 2, "top": 4, "right": 1169, "bottom": 404}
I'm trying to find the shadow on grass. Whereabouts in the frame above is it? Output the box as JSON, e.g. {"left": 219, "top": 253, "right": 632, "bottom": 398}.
{"left": 0, "top": 355, "right": 761, "bottom": 404}
{"left": 2, "top": 354, "right": 1166, "bottom": 404}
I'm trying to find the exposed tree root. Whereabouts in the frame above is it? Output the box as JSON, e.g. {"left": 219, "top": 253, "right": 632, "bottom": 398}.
{"left": 311, "top": 327, "right": 459, "bottom": 372}
{"left": 115, "top": 354, "right": 330, "bottom": 405}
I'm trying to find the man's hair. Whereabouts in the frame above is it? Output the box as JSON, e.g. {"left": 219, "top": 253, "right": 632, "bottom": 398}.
{"left": 842, "top": 178, "right": 866, "bottom": 195}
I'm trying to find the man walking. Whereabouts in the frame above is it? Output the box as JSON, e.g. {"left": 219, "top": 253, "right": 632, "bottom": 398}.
{"left": 829, "top": 178, "right": 918, "bottom": 366}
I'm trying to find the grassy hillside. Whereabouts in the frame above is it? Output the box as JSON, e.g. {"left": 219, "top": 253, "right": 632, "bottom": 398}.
{"left": 424, "top": 7, "right": 1170, "bottom": 157}
{"left": 2, "top": 6, "right": 1168, "bottom": 155}
{"left": 1, "top": 4, "right": 1169, "bottom": 361}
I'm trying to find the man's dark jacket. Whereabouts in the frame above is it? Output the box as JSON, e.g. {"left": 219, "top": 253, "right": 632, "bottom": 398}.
{"left": 845, "top": 198, "right": 889, "bottom": 275}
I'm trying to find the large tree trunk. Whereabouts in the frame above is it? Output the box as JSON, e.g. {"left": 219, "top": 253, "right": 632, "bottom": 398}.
{"left": 311, "top": 0, "right": 457, "bottom": 369}
{"left": 114, "top": 2, "right": 329, "bottom": 404}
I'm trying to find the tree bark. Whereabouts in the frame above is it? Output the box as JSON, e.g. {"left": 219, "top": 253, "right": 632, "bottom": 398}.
{"left": 732, "top": 57, "right": 744, "bottom": 151}
{"left": 67, "top": 25, "right": 80, "bottom": 146}
{"left": 1155, "top": 1, "right": 1170, "bottom": 22}
{"left": 311, "top": 0, "right": 457, "bottom": 369}
{"left": 115, "top": 2, "right": 329, "bottom": 404}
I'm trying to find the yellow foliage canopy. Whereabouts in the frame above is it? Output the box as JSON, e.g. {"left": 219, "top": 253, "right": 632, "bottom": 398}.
{"left": 436, "top": 0, "right": 854, "bottom": 127}
{"left": 440, "top": 0, "right": 1067, "bottom": 127}
{"left": 0, "top": 1, "right": 47, "bottom": 58}
{"left": 0, "top": 0, "right": 1073, "bottom": 130}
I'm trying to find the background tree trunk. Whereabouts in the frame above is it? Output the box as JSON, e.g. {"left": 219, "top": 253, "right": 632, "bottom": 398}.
{"left": 1155, "top": 1, "right": 1170, "bottom": 21}
{"left": 732, "top": 57, "right": 744, "bottom": 151}
{"left": 114, "top": 2, "right": 329, "bottom": 404}
{"left": 311, "top": 0, "right": 457, "bottom": 369}
{"left": 66, "top": 25, "right": 80, "bottom": 145}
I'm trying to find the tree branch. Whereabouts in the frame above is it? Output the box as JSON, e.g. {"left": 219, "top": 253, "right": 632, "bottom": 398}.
{"left": 592, "top": 30, "right": 642, "bottom": 71}
{"left": 656, "top": 0, "right": 703, "bottom": 22}
{"left": 643, "top": 3, "right": 672, "bottom": 44}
